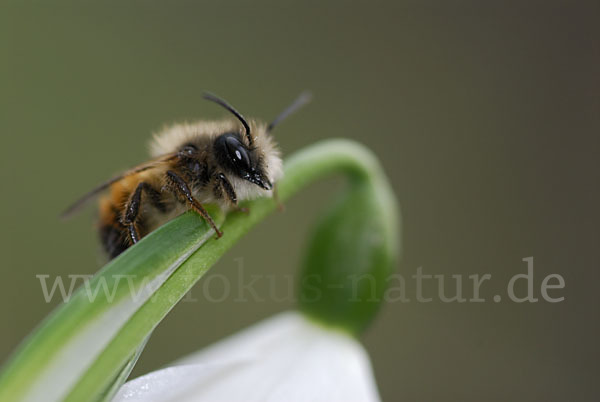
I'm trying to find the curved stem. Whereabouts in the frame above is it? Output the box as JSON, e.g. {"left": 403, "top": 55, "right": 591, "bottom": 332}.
{"left": 67, "top": 139, "right": 396, "bottom": 400}
{"left": 0, "top": 139, "right": 398, "bottom": 402}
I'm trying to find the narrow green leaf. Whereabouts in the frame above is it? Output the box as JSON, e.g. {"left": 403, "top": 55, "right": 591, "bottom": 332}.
{"left": 95, "top": 334, "right": 149, "bottom": 402}
{"left": 0, "top": 209, "right": 224, "bottom": 402}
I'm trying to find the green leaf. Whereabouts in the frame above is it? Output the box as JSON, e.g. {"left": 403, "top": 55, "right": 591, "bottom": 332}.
{"left": 0, "top": 208, "right": 225, "bottom": 402}
{"left": 0, "top": 139, "right": 400, "bottom": 402}
{"left": 95, "top": 335, "right": 149, "bottom": 402}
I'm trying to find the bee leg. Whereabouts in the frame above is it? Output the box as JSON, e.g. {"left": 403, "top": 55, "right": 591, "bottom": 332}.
{"left": 122, "top": 182, "right": 147, "bottom": 244}
{"left": 121, "top": 182, "right": 166, "bottom": 245}
{"left": 216, "top": 173, "right": 248, "bottom": 214}
{"left": 166, "top": 170, "right": 223, "bottom": 238}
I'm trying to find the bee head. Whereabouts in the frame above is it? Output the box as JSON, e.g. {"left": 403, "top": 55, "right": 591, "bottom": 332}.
{"left": 214, "top": 133, "right": 272, "bottom": 190}
{"left": 203, "top": 91, "right": 310, "bottom": 193}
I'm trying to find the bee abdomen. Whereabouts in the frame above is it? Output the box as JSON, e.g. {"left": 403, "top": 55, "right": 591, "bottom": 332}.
{"left": 99, "top": 223, "right": 129, "bottom": 259}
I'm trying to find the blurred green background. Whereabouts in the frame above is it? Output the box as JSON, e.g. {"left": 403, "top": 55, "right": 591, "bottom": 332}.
{"left": 1, "top": 1, "right": 598, "bottom": 401}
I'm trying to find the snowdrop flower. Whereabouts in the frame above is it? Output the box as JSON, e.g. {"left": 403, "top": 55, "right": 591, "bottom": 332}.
{"left": 113, "top": 311, "right": 381, "bottom": 402}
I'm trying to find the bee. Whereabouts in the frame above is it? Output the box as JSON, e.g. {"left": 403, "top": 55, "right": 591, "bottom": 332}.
{"left": 62, "top": 92, "right": 310, "bottom": 259}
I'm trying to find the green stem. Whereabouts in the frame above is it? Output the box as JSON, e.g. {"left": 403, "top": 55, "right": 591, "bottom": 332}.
{"left": 68, "top": 139, "right": 397, "bottom": 400}
{"left": 0, "top": 139, "right": 398, "bottom": 402}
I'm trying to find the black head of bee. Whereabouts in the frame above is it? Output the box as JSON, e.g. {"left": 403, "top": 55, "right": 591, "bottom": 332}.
{"left": 214, "top": 133, "right": 272, "bottom": 190}
{"left": 203, "top": 91, "right": 311, "bottom": 191}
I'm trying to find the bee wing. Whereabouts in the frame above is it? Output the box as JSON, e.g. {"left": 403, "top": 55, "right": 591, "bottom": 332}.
{"left": 60, "top": 154, "right": 176, "bottom": 219}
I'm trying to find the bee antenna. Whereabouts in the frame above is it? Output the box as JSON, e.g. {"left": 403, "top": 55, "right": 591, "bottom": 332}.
{"left": 203, "top": 92, "right": 253, "bottom": 146}
{"left": 267, "top": 91, "right": 312, "bottom": 132}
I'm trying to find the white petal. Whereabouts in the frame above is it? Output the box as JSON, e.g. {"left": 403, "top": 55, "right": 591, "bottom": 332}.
{"left": 114, "top": 312, "right": 381, "bottom": 402}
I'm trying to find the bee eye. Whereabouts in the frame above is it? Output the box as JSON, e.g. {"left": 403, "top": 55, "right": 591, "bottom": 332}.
{"left": 230, "top": 144, "right": 250, "bottom": 167}
{"left": 218, "top": 134, "right": 252, "bottom": 171}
